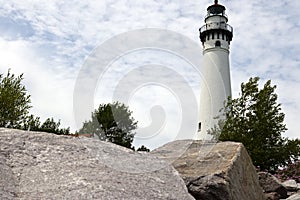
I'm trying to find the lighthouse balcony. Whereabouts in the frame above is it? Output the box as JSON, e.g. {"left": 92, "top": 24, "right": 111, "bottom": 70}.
{"left": 199, "top": 23, "right": 233, "bottom": 33}
{"left": 199, "top": 23, "right": 233, "bottom": 43}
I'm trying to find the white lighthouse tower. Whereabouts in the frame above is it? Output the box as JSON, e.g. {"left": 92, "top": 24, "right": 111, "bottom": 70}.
{"left": 198, "top": 0, "right": 233, "bottom": 138}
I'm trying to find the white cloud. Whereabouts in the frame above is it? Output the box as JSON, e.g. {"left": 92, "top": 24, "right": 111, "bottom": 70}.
{"left": 0, "top": 38, "right": 75, "bottom": 130}
{"left": 0, "top": 0, "right": 299, "bottom": 149}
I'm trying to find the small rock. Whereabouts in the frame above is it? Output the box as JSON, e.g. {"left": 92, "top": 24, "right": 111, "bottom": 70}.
{"left": 258, "top": 172, "right": 288, "bottom": 199}
{"left": 283, "top": 180, "right": 298, "bottom": 192}
{"left": 286, "top": 192, "right": 300, "bottom": 200}
{"left": 264, "top": 192, "right": 280, "bottom": 200}
{"left": 288, "top": 191, "right": 297, "bottom": 197}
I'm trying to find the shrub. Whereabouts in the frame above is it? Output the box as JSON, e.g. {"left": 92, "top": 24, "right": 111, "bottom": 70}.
{"left": 275, "top": 159, "right": 300, "bottom": 183}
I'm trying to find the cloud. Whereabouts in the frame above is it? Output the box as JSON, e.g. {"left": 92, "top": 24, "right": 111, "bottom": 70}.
{"left": 0, "top": 0, "right": 299, "bottom": 149}
{"left": 0, "top": 38, "right": 75, "bottom": 130}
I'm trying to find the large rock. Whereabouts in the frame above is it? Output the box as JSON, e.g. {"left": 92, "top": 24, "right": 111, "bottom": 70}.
{"left": 151, "top": 140, "right": 265, "bottom": 200}
{"left": 0, "top": 128, "right": 194, "bottom": 200}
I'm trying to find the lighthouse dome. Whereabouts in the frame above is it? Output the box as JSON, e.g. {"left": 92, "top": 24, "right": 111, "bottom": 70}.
{"left": 207, "top": 3, "right": 225, "bottom": 15}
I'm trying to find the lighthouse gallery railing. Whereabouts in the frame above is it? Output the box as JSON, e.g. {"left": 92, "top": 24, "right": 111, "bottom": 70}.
{"left": 199, "top": 23, "right": 233, "bottom": 33}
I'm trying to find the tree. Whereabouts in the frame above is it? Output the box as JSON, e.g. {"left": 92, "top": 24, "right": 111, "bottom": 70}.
{"left": 0, "top": 70, "right": 70, "bottom": 134}
{"left": 0, "top": 70, "right": 31, "bottom": 128}
{"left": 22, "top": 115, "right": 70, "bottom": 135}
{"left": 207, "top": 118, "right": 225, "bottom": 141}
{"left": 210, "top": 77, "right": 300, "bottom": 171}
{"left": 137, "top": 145, "right": 150, "bottom": 152}
{"left": 78, "top": 102, "right": 137, "bottom": 149}
{"left": 22, "top": 114, "right": 41, "bottom": 131}
{"left": 39, "top": 118, "right": 70, "bottom": 135}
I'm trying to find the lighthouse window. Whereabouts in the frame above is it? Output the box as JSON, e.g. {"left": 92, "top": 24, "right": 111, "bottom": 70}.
{"left": 217, "top": 32, "right": 220, "bottom": 39}
{"left": 212, "top": 33, "right": 215, "bottom": 39}
{"left": 207, "top": 34, "right": 210, "bottom": 40}
{"left": 220, "top": 22, "right": 226, "bottom": 29}
{"left": 222, "top": 33, "right": 225, "bottom": 40}
{"left": 215, "top": 41, "right": 221, "bottom": 47}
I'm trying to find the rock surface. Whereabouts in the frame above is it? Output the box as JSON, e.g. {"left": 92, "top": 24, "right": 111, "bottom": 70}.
{"left": 283, "top": 180, "right": 299, "bottom": 192}
{"left": 151, "top": 140, "right": 265, "bottom": 200}
{"left": 264, "top": 192, "right": 281, "bottom": 200}
{"left": 258, "top": 172, "right": 288, "bottom": 199}
{"left": 0, "top": 128, "right": 194, "bottom": 200}
{"left": 286, "top": 192, "right": 300, "bottom": 200}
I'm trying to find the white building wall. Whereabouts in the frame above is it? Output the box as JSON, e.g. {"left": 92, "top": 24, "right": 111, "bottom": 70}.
{"left": 199, "top": 47, "right": 231, "bottom": 139}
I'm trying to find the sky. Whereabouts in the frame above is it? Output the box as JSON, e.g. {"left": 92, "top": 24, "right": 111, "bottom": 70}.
{"left": 0, "top": 0, "right": 299, "bottom": 150}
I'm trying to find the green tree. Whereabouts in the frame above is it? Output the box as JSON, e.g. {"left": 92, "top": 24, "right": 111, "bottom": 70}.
{"left": 211, "top": 77, "right": 300, "bottom": 171}
{"left": 22, "top": 115, "right": 70, "bottom": 135}
{"left": 207, "top": 118, "right": 225, "bottom": 141}
{"left": 39, "top": 117, "right": 70, "bottom": 135}
{"left": 78, "top": 102, "right": 137, "bottom": 149}
{"left": 0, "top": 70, "right": 31, "bottom": 128}
{"left": 0, "top": 70, "right": 70, "bottom": 134}
{"left": 137, "top": 145, "right": 150, "bottom": 152}
{"left": 22, "top": 114, "right": 41, "bottom": 131}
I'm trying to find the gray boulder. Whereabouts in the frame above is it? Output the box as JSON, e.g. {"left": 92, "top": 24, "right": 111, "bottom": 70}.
{"left": 258, "top": 172, "right": 288, "bottom": 199}
{"left": 0, "top": 128, "right": 194, "bottom": 200}
{"left": 151, "top": 140, "right": 265, "bottom": 200}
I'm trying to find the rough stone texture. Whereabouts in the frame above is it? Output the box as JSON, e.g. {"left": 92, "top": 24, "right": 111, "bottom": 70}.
{"left": 0, "top": 156, "right": 18, "bottom": 199}
{"left": 264, "top": 192, "right": 281, "bottom": 200}
{"left": 258, "top": 172, "right": 288, "bottom": 199}
{"left": 286, "top": 191, "right": 300, "bottom": 200}
{"left": 0, "top": 128, "right": 194, "bottom": 200}
{"left": 151, "top": 140, "right": 265, "bottom": 200}
{"left": 283, "top": 180, "right": 299, "bottom": 192}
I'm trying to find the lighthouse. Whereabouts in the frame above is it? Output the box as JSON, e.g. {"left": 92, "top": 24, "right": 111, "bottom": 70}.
{"left": 198, "top": 0, "right": 233, "bottom": 138}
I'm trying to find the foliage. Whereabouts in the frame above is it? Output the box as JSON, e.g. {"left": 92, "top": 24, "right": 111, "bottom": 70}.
{"left": 0, "top": 70, "right": 31, "bottom": 128}
{"left": 0, "top": 70, "right": 70, "bottom": 135}
{"left": 23, "top": 115, "right": 70, "bottom": 135}
{"left": 38, "top": 117, "right": 70, "bottom": 135}
{"left": 275, "top": 159, "right": 300, "bottom": 183}
{"left": 210, "top": 77, "right": 300, "bottom": 171}
{"left": 78, "top": 102, "right": 137, "bottom": 149}
{"left": 207, "top": 119, "right": 225, "bottom": 141}
{"left": 22, "top": 114, "right": 41, "bottom": 131}
{"left": 137, "top": 145, "right": 150, "bottom": 152}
